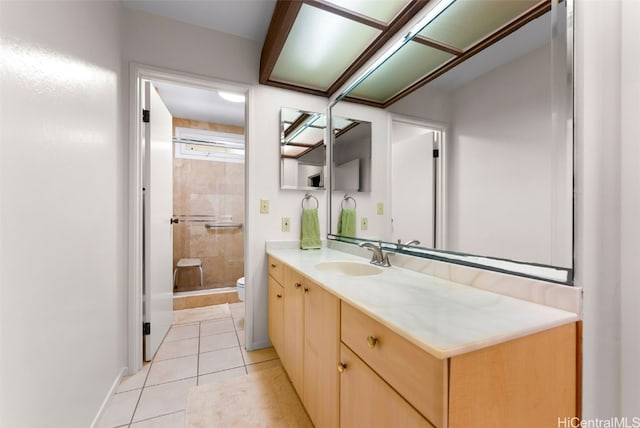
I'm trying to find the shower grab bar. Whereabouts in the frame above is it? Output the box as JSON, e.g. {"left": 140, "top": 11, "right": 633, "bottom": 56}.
{"left": 205, "top": 223, "right": 243, "bottom": 229}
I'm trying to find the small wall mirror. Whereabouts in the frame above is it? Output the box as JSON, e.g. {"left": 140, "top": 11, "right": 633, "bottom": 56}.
{"left": 280, "top": 107, "right": 327, "bottom": 190}
{"left": 332, "top": 116, "right": 372, "bottom": 192}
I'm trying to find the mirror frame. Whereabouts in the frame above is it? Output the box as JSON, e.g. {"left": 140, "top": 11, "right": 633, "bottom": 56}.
{"left": 327, "top": 0, "right": 575, "bottom": 285}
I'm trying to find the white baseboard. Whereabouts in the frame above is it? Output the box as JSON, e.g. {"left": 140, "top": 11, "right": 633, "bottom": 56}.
{"left": 89, "top": 366, "right": 127, "bottom": 428}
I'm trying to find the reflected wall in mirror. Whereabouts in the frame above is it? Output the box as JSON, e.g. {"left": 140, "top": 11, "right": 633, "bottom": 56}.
{"left": 280, "top": 107, "right": 327, "bottom": 190}
{"left": 332, "top": 116, "right": 372, "bottom": 192}
{"left": 329, "top": 0, "right": 574, "bottom": 284}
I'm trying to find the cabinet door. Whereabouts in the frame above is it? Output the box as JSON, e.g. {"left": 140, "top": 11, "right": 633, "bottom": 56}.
{"left": 283, "top": 266, "right": 305, "bottom": 395}
{"left": 267, "top": 276, "right": 284, "bottom": 357}
{"left": 303, "top": 280, "right": 340, "bottom": 428}
{"left": 339, "top": 344, "right": 434, "bottom": 428}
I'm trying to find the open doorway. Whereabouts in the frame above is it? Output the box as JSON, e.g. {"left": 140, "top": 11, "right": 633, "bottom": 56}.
{"left": 129, "top": 64, "right": 249, "bottom": 371}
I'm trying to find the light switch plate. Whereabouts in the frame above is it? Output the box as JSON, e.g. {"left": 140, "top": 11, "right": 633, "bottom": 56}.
{"left": 361, "top": 217, "right": 368, "bottom": 230}
{"left": 377, "top": 202, "right": 384, "bottom": 215}
{"left": 260, "top": 199, "right": 269, "bottom": 214}
{"left": 281, "top": 217, "right": 290, "bottom": 232}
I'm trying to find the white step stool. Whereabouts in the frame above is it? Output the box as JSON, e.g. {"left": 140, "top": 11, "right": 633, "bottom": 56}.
{"left": 173, "top": 258, "right": 203, "bottom": 289}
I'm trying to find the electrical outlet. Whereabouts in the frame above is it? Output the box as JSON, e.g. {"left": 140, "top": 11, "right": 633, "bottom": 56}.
{"left": 260, "top": 199, "right": 269, "bottom": 214}
{"left": 361, "top": 217, "right": 368, "bottom": 231}
{"left": 282, "top": 217, "right": 290, "bottom": 232}
{"left": 377, "top": 202, "right": 384, "bottom": 215}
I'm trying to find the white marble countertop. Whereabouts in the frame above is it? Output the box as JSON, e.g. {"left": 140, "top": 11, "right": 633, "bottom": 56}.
{"left": 266, "top": 247, "right": 579, "bottom": 359}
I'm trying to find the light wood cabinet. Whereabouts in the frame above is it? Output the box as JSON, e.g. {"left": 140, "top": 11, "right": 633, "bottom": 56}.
{"left": 267, "top": 276, "right": 284, "bottom": 356}
{"left": 282, "top": 266, "right": 305, "bottom": 395}
{"left": 303, "top": 280, "right": 340, "bottom": 428}
{"left": 339, "top": 344, "right": 434, "bottom": 428}
{"left": 267, "top": 260, "right": 341, "bottom": 428}
{"left": 340, "top": 301, "right": 578, "bottom": 428}
{"left": 267, "top": 255, "right": 579, "bottom": 428}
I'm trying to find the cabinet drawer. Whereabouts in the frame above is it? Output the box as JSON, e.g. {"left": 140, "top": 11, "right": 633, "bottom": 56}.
{"left": 339, "top": 344, "right": 434, "bottom": 428}
{"left": 341, "top": 302, "right": 446, "bottom": 428}
{"left": 268, "top": 256, "right": 284, "bottom": 284}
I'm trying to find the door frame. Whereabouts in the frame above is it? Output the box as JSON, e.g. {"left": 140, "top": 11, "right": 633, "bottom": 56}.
{"left": 389, "top": 114, "right": 448, "bottom": 249}
{"left": 127, "top": 63, "right": 250, "bottom": 373}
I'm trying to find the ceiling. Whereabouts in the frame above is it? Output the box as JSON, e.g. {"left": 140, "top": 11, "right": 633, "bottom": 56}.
{"left": 124, "top": 0, "right": 555, "bottom": 127}
{"left": 152, "top": 81, "right": 245, "bottom": 127}
{"left": 121, "top": 0, "right": 276, "bottom": 42}
{"left": 261, "top": 0, "right": 552, "bottom": 107}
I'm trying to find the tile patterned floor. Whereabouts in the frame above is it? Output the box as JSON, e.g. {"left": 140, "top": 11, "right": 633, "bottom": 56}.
{"left": 98, "top": 302, "right": 281, "bottom": 428}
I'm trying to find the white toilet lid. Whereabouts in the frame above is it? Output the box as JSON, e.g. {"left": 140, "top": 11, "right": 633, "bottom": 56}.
{"left": 237, "top": 277, "right": 245, "bottom": 286}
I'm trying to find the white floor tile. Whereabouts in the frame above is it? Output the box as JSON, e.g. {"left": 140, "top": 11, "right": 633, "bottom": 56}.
{"left": 199, "top": 331, "right": 238, "bottom": 353}
{"left": 133, "top": 378, "right": 196, "bottom": 422}
{"left": 129, "top": 410, "right": 185, "bottom": 428}
{"left": 155, "top": 337, "right": 199, "bottom": 361}
{"left": 200, "top": 318, "right": 235, "bottom": 336}
{"left": 236, "top": 329, "right": 245, "bottom": 347}
{"left": 117, "top": 363, "right": 150, "bottom": 393}
{"left": 233, "top": 316, "right": 244, "bottom": 331}
{"left": 198, "top": 367, "right": 247, "bottom": 386}
{"left": 96, "top": 389, "right": 141, "bottom": 428}
{"left": 164, "top": 323, "right": 199, "bottom": 342}
{"left": 229, "top": 302, "right": 245, "bottom": 318}
{"left": 198, "top": 347, "right": 244, "bottom": 375}
{"left": 146, "top": 355, "right": 197, "bottom": 386}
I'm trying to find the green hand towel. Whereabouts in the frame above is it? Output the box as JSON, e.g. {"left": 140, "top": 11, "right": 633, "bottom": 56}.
{"left": 337, "top": 209, "right": 356, "bottom": 237}
{"left": 300, "top": 208, "right": 321, "bottom": 250}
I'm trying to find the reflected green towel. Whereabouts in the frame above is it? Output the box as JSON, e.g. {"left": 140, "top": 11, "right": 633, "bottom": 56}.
{"left": 300, "top": 208, "right": 321, "bottom": 250}
{"left": 337, "top": 209, "right": 356, "bottom": 237}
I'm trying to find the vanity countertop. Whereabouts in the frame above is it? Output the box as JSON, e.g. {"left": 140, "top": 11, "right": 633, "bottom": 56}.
{"left": 266, "top": 247, "right": 579, "bottom": 359}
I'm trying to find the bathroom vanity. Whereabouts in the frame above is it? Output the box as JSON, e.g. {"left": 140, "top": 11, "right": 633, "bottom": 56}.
{"left": 266, "top": 246, "right": 580, "bottom": 428}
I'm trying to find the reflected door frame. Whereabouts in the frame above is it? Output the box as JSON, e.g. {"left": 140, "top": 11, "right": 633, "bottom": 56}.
{"left": 389, "top": 114, "right": 448, "bottom": 249}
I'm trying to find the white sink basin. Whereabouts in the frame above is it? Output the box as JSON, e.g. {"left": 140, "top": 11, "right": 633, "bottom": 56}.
{"left": 314, "top": 260, "right": 382, "bottom": 276}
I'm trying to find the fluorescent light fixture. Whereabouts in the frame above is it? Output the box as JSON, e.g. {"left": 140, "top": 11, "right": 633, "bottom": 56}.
{"left": 337, "top": 0, "right": 456, "bottom": 100}
{"left": 218, "top": 90, "right": 245, "bottom": 103}
{"left": 284, "top": 113, "right": 321, "bottom": 144}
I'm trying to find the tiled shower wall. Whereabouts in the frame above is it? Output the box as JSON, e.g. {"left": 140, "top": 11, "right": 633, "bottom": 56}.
{"left": 173, "top": 118, "right": 244, "bottom": 291}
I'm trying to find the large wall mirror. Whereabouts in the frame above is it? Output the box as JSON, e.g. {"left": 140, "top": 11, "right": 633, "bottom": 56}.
{"left": 280, "top": 107, "right": 327, "bottom": 190}
{"left": 329, "top": 0, "right": 574, "bottom": 284}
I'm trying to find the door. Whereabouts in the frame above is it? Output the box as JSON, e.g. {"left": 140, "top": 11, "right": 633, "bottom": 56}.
{"left": 391, "top": 121, "right": 437, "bottom": 247}
{"left": 143, "top": 80, "right": 174, "bottom": 361}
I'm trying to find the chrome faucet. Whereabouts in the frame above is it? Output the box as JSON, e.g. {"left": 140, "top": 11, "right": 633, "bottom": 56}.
{"left": 396, "top": 239, "right": 421, "bottom": 249}
{"left": 359, "top": 241, "right": 391, "bottom": 267}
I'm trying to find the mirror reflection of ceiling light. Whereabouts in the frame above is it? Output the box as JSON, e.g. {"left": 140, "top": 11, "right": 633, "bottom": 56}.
{"left": 284, "top": 113, "right": 321, "bottom": 144}
{"left": 218, "top": 90, "right": 245, "bottom": 103}
{"left": 337, "top": 0, "right": 456, "bottom": 100}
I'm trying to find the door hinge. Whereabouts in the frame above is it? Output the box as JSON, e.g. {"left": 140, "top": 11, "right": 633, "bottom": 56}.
{"left": 142, "top": 109, "right": 150, "bottom": 123}
{"left": 433, "top": 149, "right": 440, "bottom": 158}
{"left": 143, "top": 322, "right": 151, "bottom": 336}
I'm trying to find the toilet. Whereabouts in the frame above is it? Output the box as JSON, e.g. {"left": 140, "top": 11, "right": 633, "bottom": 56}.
{"left": 236, "top": 277, "right": 245, "bottom": 301}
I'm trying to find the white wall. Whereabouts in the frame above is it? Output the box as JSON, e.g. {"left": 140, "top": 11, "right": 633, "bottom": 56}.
{"left": 575, "top": 0, "right": 623, "bottom": 417}
{"left": 620, "top": 0, "right": 640, "bottom": 416}
{"left": 447, "top": 43, "right": 570, "bottom": 266}
{"left": 0, "top": 1, "right": 126, "bottom": 426}
{"left": 121, "top": 7, "right": 259, "bottom": 85}
{"left": 247, "top": 86, "right": 329, "bottom": 349}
